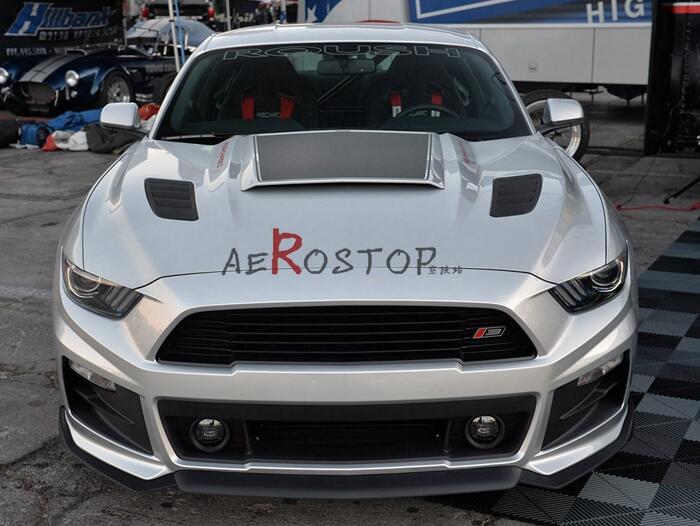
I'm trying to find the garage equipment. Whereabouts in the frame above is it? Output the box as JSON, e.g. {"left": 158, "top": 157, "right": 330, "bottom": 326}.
{"left": 645, "top": 1, "right": 700, "bottom": 155}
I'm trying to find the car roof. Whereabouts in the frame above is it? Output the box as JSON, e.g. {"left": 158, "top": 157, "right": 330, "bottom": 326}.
{"left": 202, "top": 23, "right": 487, "bottom": 53}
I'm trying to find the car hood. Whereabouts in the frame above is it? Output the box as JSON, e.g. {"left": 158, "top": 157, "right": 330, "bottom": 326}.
{"left": 80, "top": 131, "right": 607, "bottom": 289}
{"left": 17, "top": 49, "right": 115, "bottom": 86}
{"left": 2, "top": 55, "right": 47, "bottom": 80}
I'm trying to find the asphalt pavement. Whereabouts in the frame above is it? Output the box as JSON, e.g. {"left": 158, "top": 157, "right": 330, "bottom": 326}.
{"left": 0, "top": 96, "right": 699, "bottom": 525}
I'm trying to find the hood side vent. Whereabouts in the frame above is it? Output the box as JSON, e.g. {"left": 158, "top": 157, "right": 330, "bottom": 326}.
{"left": 490, "top": 174, "right": 542, "bottom": 218}
{"left": 145, "top": 179, "right": 198, "bottom": 221}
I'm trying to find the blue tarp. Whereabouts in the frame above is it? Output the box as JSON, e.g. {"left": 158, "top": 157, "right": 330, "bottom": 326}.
{"left": 20, "top": 123, "right": 43, "bottom": 146}
{"left": 46, "top": 109, "right": 101, "bottom": 132}
{"left": 20, "top": 109, "right": 101, "bottom": 146}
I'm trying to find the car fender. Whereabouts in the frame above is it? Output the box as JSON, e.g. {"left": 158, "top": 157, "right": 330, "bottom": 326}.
{"left": 93, "top": 63, "right": 132, "bottom": 98}
{"left": 0, "top": 55, "right": 46, "bottom": 85}
{"left": 34, "top": 50, "right": 123, "bottom": 104}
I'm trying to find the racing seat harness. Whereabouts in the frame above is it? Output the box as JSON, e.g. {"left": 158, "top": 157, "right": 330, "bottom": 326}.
{"left": 390, "top": 92, "right": 402, "bottom": 117}
{"left": 389, "top": 90, "right": 443, "bottom": 117}
{"left": 241, "top": 94, "right": 296, "bottom": 120}
{"left": 430, "top": 91, "right": 442, "bottom": 117}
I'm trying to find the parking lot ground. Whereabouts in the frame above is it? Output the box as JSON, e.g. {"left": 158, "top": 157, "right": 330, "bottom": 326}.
{"left": 0, "top": 99, "right": 699, "bottom": 525}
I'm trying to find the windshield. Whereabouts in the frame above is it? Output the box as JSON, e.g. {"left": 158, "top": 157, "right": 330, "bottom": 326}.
{"left": 155, "top": 43, "right": 532, "bottom": 142}
{"left": 126, "top": 19, "right": 214, "bottom": 47}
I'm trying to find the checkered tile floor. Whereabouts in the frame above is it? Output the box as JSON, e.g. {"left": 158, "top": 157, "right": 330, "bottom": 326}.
{"left": 432, "top": 220, "right": 700, "bottom": 525}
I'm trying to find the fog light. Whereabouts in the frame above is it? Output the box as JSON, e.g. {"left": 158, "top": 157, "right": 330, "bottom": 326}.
{"left": 578, "top": 354, "right": 624, "bottom": 386}
{"left": 68, "top": 359, "right": 116, "bottom": 391}
{"left": 466, "top": 415, "right": 504, "bottom": 448}
{"left": 190, "top": 418, "right": 229, "bottom": 452}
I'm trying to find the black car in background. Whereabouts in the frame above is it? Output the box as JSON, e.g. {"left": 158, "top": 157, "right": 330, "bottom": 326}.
{"left": 0, "top": 18, "right": 214, "bottom": 115}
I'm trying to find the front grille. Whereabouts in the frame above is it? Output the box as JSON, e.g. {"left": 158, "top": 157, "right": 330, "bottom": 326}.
{"left": 156, "top": 306, "right": 537, "bottom": 365}
{"left": 15, "top": 82, "right": 55, "bottom": 105}
{"left": 160, "top": 397, "right": 536, "bottom": 462}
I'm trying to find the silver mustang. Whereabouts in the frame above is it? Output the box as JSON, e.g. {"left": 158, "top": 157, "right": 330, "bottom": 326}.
{"left": 54, "top": 24, "right": 637, "bottom": 497}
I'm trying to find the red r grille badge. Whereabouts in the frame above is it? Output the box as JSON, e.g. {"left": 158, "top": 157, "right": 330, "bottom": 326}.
{"left": 472, "top": 326, "right": 507, "bottom": 339}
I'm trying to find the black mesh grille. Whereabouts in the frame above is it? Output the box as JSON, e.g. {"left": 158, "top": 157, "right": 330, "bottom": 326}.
{"left": 144, "top": 178, "right": 198, "bottom": 221}
{"left": 16, "top": 82, "right": 55, "bottom": 105}
{"left": 156, "top": 306, "right": 537, "bottom": 365}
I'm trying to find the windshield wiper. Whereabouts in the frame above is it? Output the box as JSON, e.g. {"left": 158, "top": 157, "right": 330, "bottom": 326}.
{"left": 158, "top": 133, "right": 234, "bottom": 142}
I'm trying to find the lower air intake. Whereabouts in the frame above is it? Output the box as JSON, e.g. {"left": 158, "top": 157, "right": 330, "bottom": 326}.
{"left": 160, "top": 397, "right": 536, "bottom": 462}
{"left": 62, "top": 358, "right": 152, "bottom": 454}
{"left": 542, "top": 351, "right": 630, "bottom": 450}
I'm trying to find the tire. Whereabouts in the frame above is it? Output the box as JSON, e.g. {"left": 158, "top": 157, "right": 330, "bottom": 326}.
{"left": 99, "top": 72, "right": 134, "bottom": 107}
{"left": 523, "top": 89, "right": 590, "bottom": 161}
{"left": 4, "top": 95, "right": 26, "bottom": 117}
{"left": 153, "top": 72, "right": 177, "bottom": 105}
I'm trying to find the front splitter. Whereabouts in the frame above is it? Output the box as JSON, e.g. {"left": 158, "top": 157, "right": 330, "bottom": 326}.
{"left": 59, "top": 407, "right": 632, "bottom": 498}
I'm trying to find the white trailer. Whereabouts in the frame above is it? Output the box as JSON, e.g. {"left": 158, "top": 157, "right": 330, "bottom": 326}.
{"left": 297, "top": 0, "right": 654, "bottom": 158}
{"left": 297, "top": 0, "right": 651, "bottom": 90}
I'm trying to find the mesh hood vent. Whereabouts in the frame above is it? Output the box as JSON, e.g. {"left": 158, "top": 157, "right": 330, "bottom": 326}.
{"left": 490, "top": 174, "right": 543, "bottom": 218}
{"left": 144, "top": 179, "right": 198, "bottom": 221}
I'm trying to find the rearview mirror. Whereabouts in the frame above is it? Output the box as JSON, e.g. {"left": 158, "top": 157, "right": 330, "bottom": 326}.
{"left": 318, "top": 58, "right": 375, "bottom": 76}
{"left": 539, "top": 98, "right": 584, "bottom": 133}
{"left": 100, "top": 102, "right": 142, "bottom": 133}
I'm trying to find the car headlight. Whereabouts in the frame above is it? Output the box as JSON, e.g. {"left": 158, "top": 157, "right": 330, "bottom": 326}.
{"left": 65, "top": 70, "right": 80, "bottom": 87}
{"left": 62, "top": 257, "right": 142, "bottom": 318}
{"left": 550, "top": 249, "right": 627, "bottom": 312}
{"left": 0, "top": 67, "right": 9, "bottom": 85}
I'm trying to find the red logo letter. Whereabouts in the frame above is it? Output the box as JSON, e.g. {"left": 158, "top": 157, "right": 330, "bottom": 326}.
{"left": 272, "top": 228, "right": 302, "bottom": 275}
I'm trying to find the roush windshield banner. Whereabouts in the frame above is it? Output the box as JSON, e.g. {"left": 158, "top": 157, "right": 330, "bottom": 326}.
{"left": 0, "top": 0, "right": 123, "bottom": 60}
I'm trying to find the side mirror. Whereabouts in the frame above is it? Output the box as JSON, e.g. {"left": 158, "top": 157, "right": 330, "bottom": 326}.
{"left": 100, "top": 102, "right": 143, "bottom": 134}
{"left": 539, "top": 98, "right": 584, "bottom": 134}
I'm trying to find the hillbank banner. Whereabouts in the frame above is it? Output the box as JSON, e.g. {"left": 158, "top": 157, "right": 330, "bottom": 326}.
{"left": 1, "top": 1, "right": 123, "bottom": 59}
{"left": 409, "top": 0, "right": 652, "bottom": 24}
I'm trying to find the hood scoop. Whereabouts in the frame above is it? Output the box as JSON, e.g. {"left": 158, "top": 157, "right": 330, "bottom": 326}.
{"left": 144, "top": 178, "right": 198, "bottom": 221}
{"left": 490, "top": 174, "right": 543, "bottom": 218}
{"left": 241, "top": 131, "right": 443, "bottom": 190}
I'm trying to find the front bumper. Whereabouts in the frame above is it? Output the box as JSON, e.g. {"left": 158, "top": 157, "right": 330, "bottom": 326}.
{"left": 5, "top": 82, "right": 83, "bottom": 115}
{"left": 60, "top": 406, "right": 632, "bottom": 497}
{"left": 54, "top": 265, "right": 637, "bottom": 497}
